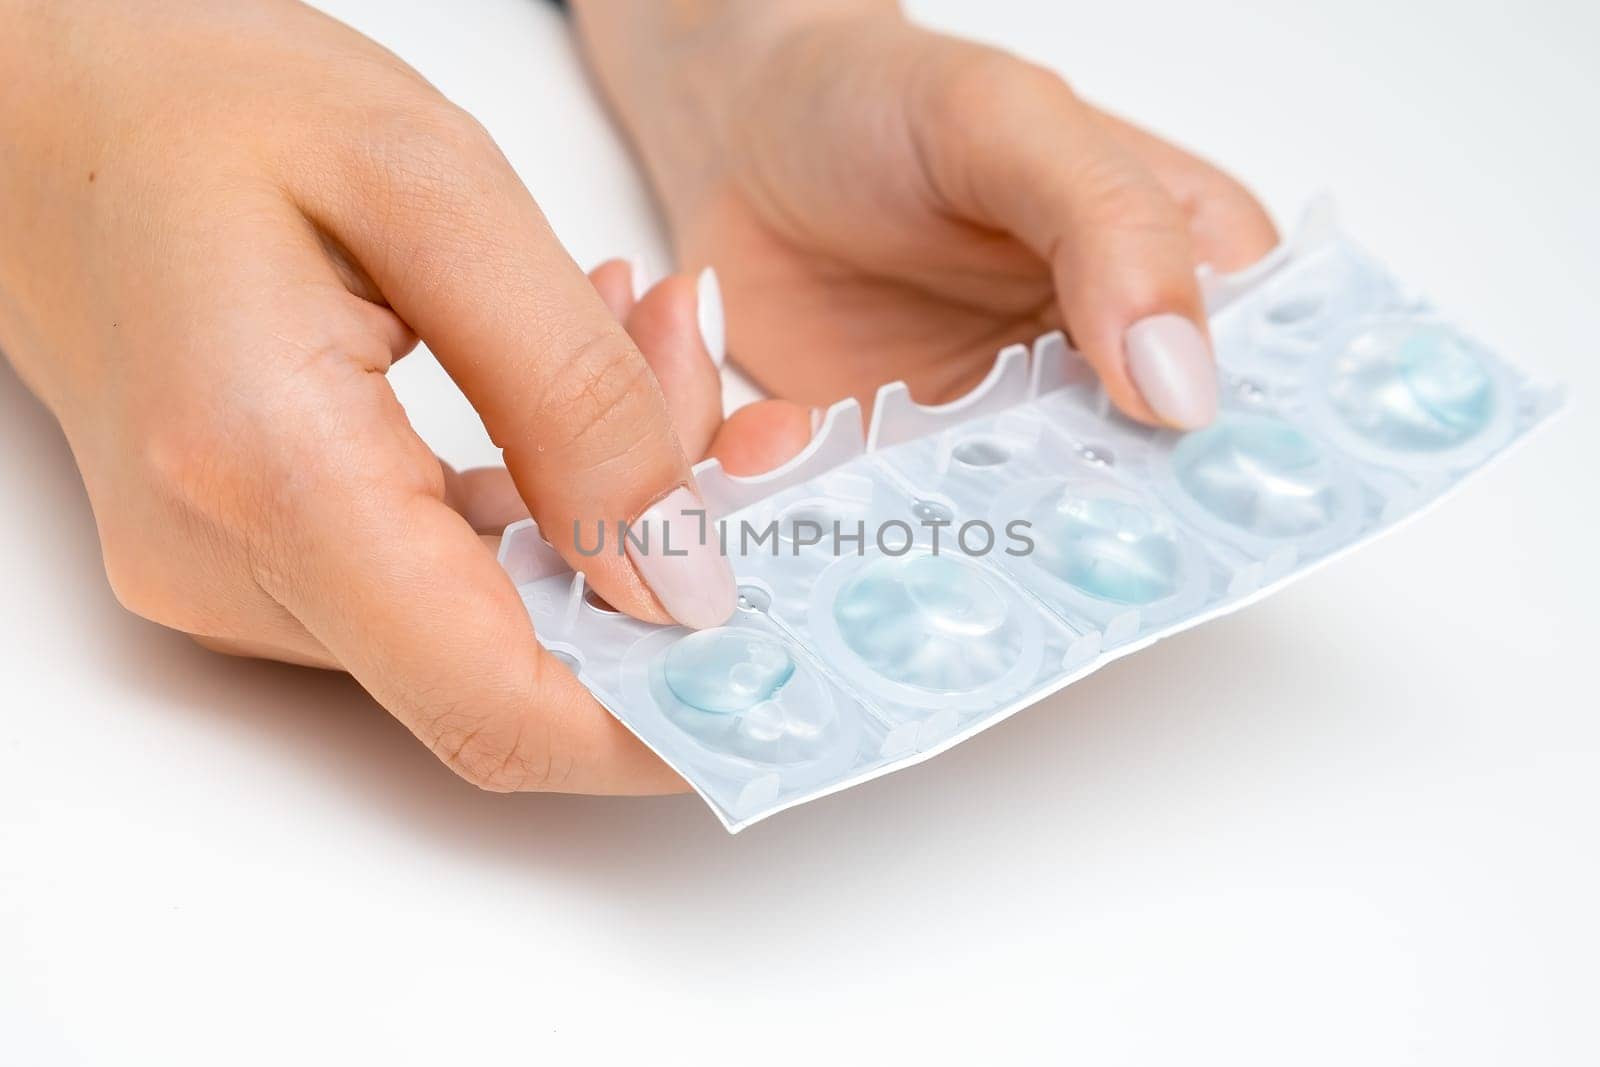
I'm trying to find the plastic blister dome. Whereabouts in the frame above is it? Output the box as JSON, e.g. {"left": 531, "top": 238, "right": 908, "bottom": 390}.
{"left": 1305, "top": 318, "right": 1518, "bottom": 473}
{"left": 1227, "top": 240, "right": 1397, "bottom": 377}
{"left": 950, "top": 437, "right": 1013, "bottom": 467}
{"left": 664, "top": 629, "right": 797, "bottom": 714}
{"left": 1168, "top": 412, "right": 1355, "bottom": 545}
{"left": 833, "top": 553, "right": 1018, "bottom": 691}
{"left": 777, "top": 498, "right": 868, "bottom": 545}
{"left": 989, "top": 476, "right": 1217, "bottom": 638}
{"left": 626, "top": 626, "right": 861, "bottom": 779}
{"left": 1024, "top": 491, "right": 1184, "bottom": 606}
{"left": 1331, "top": 321, "right": 1493, "bottom": 446}
{"left": 654, "top": 628, "right": 844, "bottom": 764}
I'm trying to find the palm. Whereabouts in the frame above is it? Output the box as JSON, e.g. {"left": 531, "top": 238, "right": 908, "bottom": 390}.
{"left": 684, "top": 187, "right": 1057, "bottom": 413}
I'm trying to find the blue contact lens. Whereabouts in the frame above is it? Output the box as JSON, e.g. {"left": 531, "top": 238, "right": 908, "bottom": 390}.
{"left": 833, "top": 553, "right": 1019, "bottom": 692}
{"left": 1025, "top": 492, "right": 1181, "bottom": 605}
{"left": 659, "top": 628, "right": 842, "bottom": 765}
{"left": 1328, "top": 323, "right": 1493, "bottom": 451}
{"left": 1172, "top": 414, "right": 1342, "bottom": 539}
{"left": 664, "top": 629, "right": 796, "bottom": 714}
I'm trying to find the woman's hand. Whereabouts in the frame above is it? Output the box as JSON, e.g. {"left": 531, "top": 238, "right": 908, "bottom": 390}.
{"left": 0, "top": 0, "right": 792, "bottom": 794}
{"left": 570, "top": 1, "right": 1279, "bottom": 428}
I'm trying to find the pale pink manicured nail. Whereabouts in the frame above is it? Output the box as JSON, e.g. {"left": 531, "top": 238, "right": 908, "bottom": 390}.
{"left": 625, "top": 485, "right": 735, "bottom": 630}
{"left": 696, "top": 266, "right": 725, "bottom": 368}
{"left": 1124, "top": 313, "right": 1218, "bottom": 429}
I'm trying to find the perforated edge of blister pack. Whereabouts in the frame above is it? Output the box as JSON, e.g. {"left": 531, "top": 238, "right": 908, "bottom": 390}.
{"left": 497, "top": 199, "right": 1567, "bottom": 832}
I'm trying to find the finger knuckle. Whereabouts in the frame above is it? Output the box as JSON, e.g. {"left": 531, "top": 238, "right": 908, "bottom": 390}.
{"left": 1003, "top": 56, "right": 1079, "bottom": 109}
{"left": 364, "top": 99, "right": 502, "bottom": 202}
{"left": 133, "top": 333, "right": 442, "bottom": 600}
{"left": 1203, "top": 174, "right": 1280, "bottom": 243}
{"left": 1095, "top": 174, "right": 1189, "bottom": 237}
{"left": 923, "top": 46, "right": 1077, "bottom": 133}
{"left": 135, "top": 414, "right": 270, "bottom": 571}
{"left": 530, "top": 330, "right": 656, "bottom": 464}
{"left": 97, "top": 515, "right": 231, "bottom": 635}
{"left": 354, "top": 101, "right": 514, "bottom": 305}
{"left": 100, "top": 540, "right": 170, "bottom": 624}
{"left": 95, "top": 400, "right": 257, "bottom": 629}
{"left": 133, "top": 350, "right": 314, "bottom": 522}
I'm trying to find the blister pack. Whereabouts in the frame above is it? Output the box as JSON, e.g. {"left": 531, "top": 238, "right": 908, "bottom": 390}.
{"left": 498, "top": 201, "right": 1563, "bottom": 831}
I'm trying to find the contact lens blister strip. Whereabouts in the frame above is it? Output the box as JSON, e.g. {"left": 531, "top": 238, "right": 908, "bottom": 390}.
{"left": 498, "top": 200, "right": 1564, "bottom": 832}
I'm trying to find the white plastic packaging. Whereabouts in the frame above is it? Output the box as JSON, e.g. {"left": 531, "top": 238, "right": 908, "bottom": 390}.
{"left": 498, "top": 201, "right": 1564, "bottom": 831}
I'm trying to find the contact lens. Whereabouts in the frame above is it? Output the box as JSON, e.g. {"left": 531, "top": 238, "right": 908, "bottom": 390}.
{"left": 833, "top": 553, "right": 1020, "bottom": 691}
{"left": 659, "top": 628, "right": 839, "bottom": 764}
{"left": 1025, "top": 492, "right": 1182, "bottom": 605}
{"left": 1328, "top": 323, "right": 1493, "bottom": 451}
{"left": 1171, "top": 413, "right": 1342, "bottom": 539}
{"left": 664, "top": 629, "right": 796, "bottom": 714}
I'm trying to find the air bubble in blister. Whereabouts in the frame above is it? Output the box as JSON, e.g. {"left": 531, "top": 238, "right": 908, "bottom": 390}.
{"left": 1265, "top": 292, "right": 1324, "bottom": 328}
{"left": 952, "top": 437, "right": 1011, "bottom": 467}
{"left": 779, "top": 500, "right": 861, "bottom": 543}
{"left": 1025, "top": 491, "right": 1182, "bottom": 605}
{"left": 1327, "top": 322, "right": 1494, "bottom": 452}
{"left": 1171, "top": 413, "right": 1343, "bottom": 539}
{"left": 832, "top": 553, "right": 1019, "bottom": 692}
{"left": 1076, "top": 443, "right": 1114, "bottom": 466}
{"left": 1232, "top": 376, "right": 1267, "bottom": 403}
{"left": 736, "top": 584, "right": 772, "bottom": 614}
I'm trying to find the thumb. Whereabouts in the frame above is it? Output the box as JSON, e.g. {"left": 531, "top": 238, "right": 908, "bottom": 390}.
{"left": 911, "top": 51, "right": 1218, "bottom": 429}
{"left": 296, "top": 105, "right": 735, "bottom": 627}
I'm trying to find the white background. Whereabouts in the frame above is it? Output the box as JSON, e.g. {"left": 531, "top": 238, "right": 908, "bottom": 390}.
{"left": 3, "top": 1, "right": 1597, "bottom": 1063}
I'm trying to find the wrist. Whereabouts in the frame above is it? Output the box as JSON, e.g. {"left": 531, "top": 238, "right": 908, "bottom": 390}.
{"left": 567, "top": 0, "right": 903, "bottom": 226}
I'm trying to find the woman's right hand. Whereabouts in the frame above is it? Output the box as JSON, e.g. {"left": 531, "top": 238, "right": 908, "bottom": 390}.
{"left": 0, "top": 0, "right": 807, "bottom": 793}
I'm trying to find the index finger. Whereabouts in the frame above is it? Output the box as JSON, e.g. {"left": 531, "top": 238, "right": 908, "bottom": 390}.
{"left": 290, "top": 101, "right": 734, "bottom": 630}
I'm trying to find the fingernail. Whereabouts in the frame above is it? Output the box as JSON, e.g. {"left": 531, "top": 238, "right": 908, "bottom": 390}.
{"left": 696, "top": 266, "right": 726, "bottom": 368}
{"left": 1124, "top": 313, "right": 1218, "bottom": 429}
{"left": 627, "top": 255, "right": 648, "bottom": 303}
{"left": 809, "top": 407, "right": 824, "bottom": 435}
{"left": 626, "top": 485, "right": 735, "bottom": 630}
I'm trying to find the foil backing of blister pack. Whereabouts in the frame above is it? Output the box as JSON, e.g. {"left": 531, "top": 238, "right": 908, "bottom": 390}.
{"left": 498, "top": 202, "right": 1564, "bottom": 831}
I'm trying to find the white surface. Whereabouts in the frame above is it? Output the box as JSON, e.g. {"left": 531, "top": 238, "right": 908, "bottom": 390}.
{"left": 2, "top": 1, "right": 1596, "bottom": 1063}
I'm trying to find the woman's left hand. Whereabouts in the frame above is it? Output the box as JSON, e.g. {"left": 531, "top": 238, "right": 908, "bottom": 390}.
{"left": 570, "top": 1, "right": 1279, "bottom": 429}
